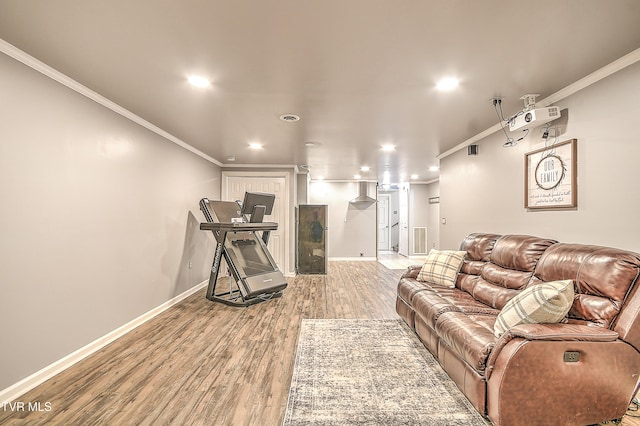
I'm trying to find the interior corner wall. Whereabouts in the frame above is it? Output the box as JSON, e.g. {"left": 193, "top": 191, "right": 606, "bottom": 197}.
{"left": 309, "top": 181, "right": 377, "bottom": 258}
{"left": 0, "top": 52, "right": 221, "bottom": 391}
{"left": 439, "top": 60, "right": 640, "bottom": 252}
{"left": 408, "top": 184, "right": 431, "bottom": 255}
{"left": 296, "top": 173, "right": 309, "bottom": 205}
{"left": 425, "top": 182, "right": 440, "bottom": 251}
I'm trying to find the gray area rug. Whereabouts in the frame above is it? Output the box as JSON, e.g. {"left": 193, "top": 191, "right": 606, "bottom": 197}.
{"left": 284, "top": 319, "right": 489, "bottom": 425}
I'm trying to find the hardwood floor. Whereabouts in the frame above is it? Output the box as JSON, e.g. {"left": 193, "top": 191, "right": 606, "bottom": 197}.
{"left": 1, "top": 259, "right": 638, "bottom": 425}
{"left": 377, "top": 251, "right": 426, "bottom": 270}
{"left": 0, "top": 261, "right": 401, "bottom": 426}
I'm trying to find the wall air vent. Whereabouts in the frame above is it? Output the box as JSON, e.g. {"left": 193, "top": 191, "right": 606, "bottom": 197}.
{"left": 413, "top": 227, "right": 428, "bottom": 254}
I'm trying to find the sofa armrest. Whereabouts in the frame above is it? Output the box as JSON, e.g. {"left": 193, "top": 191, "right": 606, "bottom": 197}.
{"left": 401, "top": 264, "right": 423, "bottom": 279}
{"left": 485, "top": 324, "right": 639, "bottom": 426}
{"left": 486, "top": 324, "right": 618, "bottom": 379}
{"left": 502, "top": 323, "right": 618, "bottom": 342}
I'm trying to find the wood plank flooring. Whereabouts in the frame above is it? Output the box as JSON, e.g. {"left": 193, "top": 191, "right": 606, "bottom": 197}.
{"left": 1, "top": 259, "right": 638, "bottom": 425}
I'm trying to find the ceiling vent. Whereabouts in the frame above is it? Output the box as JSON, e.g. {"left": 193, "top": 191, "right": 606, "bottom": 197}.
{"left": 350, "top": 181, "right": 376, "bottom": 204}
{"left": 280, "top": 114, "right": 300, "bottom": 122}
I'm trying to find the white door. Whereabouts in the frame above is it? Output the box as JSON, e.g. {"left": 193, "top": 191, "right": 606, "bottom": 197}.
{"left": 224, "top": 176, "right": 287, "bottom": 272}
{"left": 378, "top": 194, "right": 390, "bottom": 251}
{"left": 398, "top": 184, "right": 409, "bottom": 256}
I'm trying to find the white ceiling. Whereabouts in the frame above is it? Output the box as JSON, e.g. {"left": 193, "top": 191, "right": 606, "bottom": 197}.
{"left": 1, "top": 1, "right": 640, "bottom": 183}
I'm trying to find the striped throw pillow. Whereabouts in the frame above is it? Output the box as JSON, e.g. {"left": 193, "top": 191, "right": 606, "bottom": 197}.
{"left": 417, "top": 249, "right": 467, "bottom": 288}
{"left": 493, "top": 279, "right": 574, "bottom": 338}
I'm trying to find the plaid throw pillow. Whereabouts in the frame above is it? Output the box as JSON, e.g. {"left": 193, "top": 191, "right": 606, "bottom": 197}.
{"left": 493, "top": 279, "right": 574, "bottom": 338}
{"left": 417, "top": 249, "right": 467, "bottom": 288}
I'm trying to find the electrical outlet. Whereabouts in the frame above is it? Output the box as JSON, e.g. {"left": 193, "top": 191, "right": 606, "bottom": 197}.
{"left": 188, "top": 260, "right": 193, "bottom": 269}
{"left": 563, "top": 351, "right": 580, "bottom": 362}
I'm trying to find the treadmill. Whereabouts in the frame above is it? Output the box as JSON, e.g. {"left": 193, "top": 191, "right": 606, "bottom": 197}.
{"left": 199, "top": 192, "right": 288, "bottom": 306}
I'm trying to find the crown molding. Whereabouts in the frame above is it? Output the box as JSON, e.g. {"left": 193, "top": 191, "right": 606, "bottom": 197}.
{"left": 0, "top": 38, "right": 222, "bottom": 167}
{"left": 437, "top": 47, "right": 640, "bottom": 160}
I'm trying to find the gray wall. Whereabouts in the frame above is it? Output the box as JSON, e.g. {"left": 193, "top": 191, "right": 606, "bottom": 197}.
{"left": 0, "top": 52, "right": 220, "bottom": 390}
{"left": 407, "top": 182, "right": 440, "bottom": 254}
{"left": 309, "top": 181, "right": 377, "bottom": 258}
{"left": 439, "top": 60, "right": 640, "bottom": 252}
{"left": 426, "top": 182, "right": 440, "bottom": 251}
{"left": 409, "top": 184, "right": 431, "bottom": 255}
{"left": 297, "top": 173, "right": 309, "bottom": 205}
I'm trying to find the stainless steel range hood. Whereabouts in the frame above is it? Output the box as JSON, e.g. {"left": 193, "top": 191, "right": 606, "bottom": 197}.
{"left": 350, "top": 181, "right": 377, "bottom": 204}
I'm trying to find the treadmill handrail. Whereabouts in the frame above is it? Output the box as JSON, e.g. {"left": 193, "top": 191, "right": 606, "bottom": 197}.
{"left": 199, "top": 222, "right": 278, "bottom": 232}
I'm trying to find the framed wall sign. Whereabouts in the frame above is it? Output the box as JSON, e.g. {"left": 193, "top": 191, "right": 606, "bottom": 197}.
{"left": 524, "top": 139, "right": 577, "bottom": 210}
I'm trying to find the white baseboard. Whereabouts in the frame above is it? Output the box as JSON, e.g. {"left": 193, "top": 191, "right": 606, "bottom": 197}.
{"left": 328, "top": 257, "right": 377, "bottom": 261}
{"left": 0, "top": 280, "right": 208, "bottom": 404}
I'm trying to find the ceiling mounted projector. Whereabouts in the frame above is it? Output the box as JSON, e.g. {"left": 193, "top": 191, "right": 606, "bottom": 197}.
{"left": 509, "top": 106, "right": 561, "bottom": 131}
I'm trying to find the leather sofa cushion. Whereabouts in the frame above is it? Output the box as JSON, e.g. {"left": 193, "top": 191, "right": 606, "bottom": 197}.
{"left": 413, "top": 291, "right": 461, "bottom": 329}
{"left": 469, "top": 235, "right": 557, "bottom": 310}
{"left": 460, "top": 259, "right": 486, "bottom": 276}
{"left": 470, "top": 278, "right": 520, "bottom": 310}
{"left": 413, "top": 286, "right": 500, "bottom": 328}
{"left": 490, "top": 235, "right": 557, "bottom": 272}
{"left": 397, "top": 278, "right": 434, "bottom": 306}
{"left": 435, "top": 311, "right": 497, "bottom": 373}
{"left": 532, "top": 243, "right": 640, "bottom": 328}
{"left": 459, "top": 233, "right": 501, "bottom": 262}
{"left": 481, "top": 263, "right": 532, "bottom": 290}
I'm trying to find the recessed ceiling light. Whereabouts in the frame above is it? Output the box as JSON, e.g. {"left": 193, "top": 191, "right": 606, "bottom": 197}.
{"left": 188, "top": 75, "right": 210, "bottom": 88}
{"left": 381, "top": 144, "right": 395, "bottom": 152}
{"left": 429, "top": 166, "right": 439, "bottom": 172}
{"left": 249, "top": 142, "right": 263, "bottom": 150}
{"left": 305, "top": 142, "right": 318, "bottom": 147}
{"left": 227, "top": 156, "right": 236, "bottom": 162}
{"left": 411, "top": 174, "right": 419, "bottom": 179}
{"left": 280, "top": 114, "right": 300, "bottom": 122}
{"left": 353, "top": 174, "right": 362, "bottom": 179}
{"left": 436, "top": 77, "right": 459, "bottom": 91}
{"left": 360, "top": 166, "right": 370, "bottom": 172}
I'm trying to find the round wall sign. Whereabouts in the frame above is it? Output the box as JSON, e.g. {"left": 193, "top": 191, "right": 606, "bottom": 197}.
{"left": 534, "top": 154, "right": 566, "bottom": 190}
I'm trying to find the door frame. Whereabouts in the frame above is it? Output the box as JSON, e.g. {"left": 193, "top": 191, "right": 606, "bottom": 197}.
{"left": 378, "top": 193, "right": 391, "bottom": 252}
{"left": 222, "top": 170, "right": 292, "bottom": 276}
{"left": 398, "top": 183, "right": 410, "bottom": 256}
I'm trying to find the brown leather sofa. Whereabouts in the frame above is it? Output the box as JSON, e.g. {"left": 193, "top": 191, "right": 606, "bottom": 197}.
{"left": 396, "top": 233, "right": 640, "bottom": 426}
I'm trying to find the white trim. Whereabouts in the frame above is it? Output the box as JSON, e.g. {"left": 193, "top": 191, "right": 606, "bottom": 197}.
{"left": 0, "top": 280, "right": 208, "bottom": 404}
{"left": 310, "top": 179, "right": 378, "bottom": 183}
{"left": 378, "top": 193, "right": 391, "bottom": 252}
{"left": 328, "top": 257, "right": 377, "bottom": 261}
{"left": 0, "top": 38, "right": 222, "bottom": 167}
{"left": 409, "top": 179, "right": 439, "bottom": 185}
{"left": 222, "top": 163, "right": 297, "bottom": 169}
{"left": 437, "top": 47, "right": 640, "bottom": 160}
